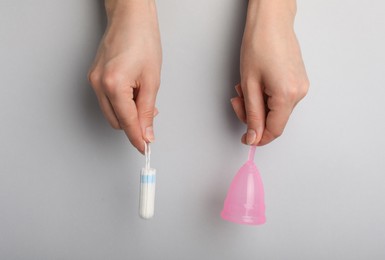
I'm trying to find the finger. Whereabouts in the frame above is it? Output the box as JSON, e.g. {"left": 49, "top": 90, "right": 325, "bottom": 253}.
{"left": 258, "top": 96, "right": 293, "bottom": 146}
{"left": 107, "top": 87, "right": 145, "bottom": 154}
{"left": 241, "top": 80, "right": 266, "bottom": 145}
{"left": 154, "top": 107, "right": 159, "bottom": 117}
{"left": 235, "top": 84, "right": 243, "bottom": 97}
{"left": 230, "top": 97, "right": 247, "bottom": 124}
{"left": 136, "top": 77, "right": 159, "bottom": 143}
{"left": 97, "top": 94, "right": 121, "bottom": 129}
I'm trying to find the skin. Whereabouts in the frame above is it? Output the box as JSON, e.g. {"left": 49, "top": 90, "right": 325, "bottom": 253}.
{"left": 233, "top": 0, "right": 309, "bottom": 146}
{"left": 88, "top": 0, "right": 161, "bottom": 154}
{"left": 88, "top": 0, "right": 309, "bottom": 154}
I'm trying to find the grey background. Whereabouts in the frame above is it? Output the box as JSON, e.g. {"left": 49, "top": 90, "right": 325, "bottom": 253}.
{"left": 1, "top": 0, "right": 385, "bottom": 259}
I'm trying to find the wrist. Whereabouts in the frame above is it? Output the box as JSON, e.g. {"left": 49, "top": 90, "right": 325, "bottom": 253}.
{"left": 246, "top": 0, "right": 297, "bottom": 28}
{"left": 105, "top": 0, "right": 157, "bottom": 23}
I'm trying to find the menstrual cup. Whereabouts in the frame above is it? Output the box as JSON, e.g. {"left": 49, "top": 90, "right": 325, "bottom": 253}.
{"left": 221, "top": 146, "right": 266, "bottom": 225}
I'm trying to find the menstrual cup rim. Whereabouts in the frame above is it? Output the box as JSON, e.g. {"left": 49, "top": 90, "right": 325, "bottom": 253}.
{"left": 220, "top": 210, "right": 266, "bottom": 226}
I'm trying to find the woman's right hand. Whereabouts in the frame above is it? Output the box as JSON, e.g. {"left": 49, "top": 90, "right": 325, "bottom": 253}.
{"left": 88, "top": 0, "right": 162, "bottom": 154}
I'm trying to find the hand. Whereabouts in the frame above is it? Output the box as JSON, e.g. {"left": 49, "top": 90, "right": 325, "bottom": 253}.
{"left": 88, "top": 0, "right": 161, "bottom": 154}
{"left": 231, "top": 0, "right": 309, "bottom": 146}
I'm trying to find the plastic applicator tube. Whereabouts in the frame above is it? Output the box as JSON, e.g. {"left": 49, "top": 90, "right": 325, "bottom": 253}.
{"left": 139, "top": 142, "right": 156, "bottom": 219}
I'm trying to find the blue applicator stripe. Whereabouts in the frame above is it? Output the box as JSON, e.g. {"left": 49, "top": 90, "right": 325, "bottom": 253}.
{"left": 141, "top": 175, "right": 156, "bottom": 183}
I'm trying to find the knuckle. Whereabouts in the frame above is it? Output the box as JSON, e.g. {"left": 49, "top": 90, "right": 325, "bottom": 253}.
{"left": 286, "top": 87, "right": 301, "bottom": 101}
{"left": 246, "top": 110, "right": 264, "bottom": 124}
{"left": 139, "top": 109, "right": 155, "bottom": 119}
{"left": 300, "top": 79, "right": 310, "bottom": 98}
{"left": 270, "top": 94, "right": 287, "bottom": 107}
{"left": 88, "top": 70, "right": 99, "bottom": 88}
{"left": 119, "top": 115, "right": 137, "bottom": 129}
{"left": 286, "top": 79, "right": 310, "bottom": 102}
{"left": 101, "top": 71, "right": 124, "bottom": 95}
{"left": 279, "top": 79, "right": 310, "bottom": 103}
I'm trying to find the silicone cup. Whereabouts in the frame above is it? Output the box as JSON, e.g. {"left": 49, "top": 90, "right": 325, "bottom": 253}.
{"left": 221, "top": 146, "right": 266, "bottom": 225}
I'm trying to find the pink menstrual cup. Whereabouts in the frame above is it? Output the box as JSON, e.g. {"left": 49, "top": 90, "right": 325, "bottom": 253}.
{"left": 221, "top": 146, "right": 266, "bottom": 225}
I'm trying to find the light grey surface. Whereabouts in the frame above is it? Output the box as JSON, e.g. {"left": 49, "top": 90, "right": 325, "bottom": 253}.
{"left": 1, "top": 0, "right": 385, "bottom": 259}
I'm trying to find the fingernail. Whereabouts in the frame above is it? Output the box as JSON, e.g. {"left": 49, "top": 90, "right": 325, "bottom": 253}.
{"left": 230, "top": 97, "right": 235, "bottom": 102}
{"left": 241, "top": 133, "right": 247, "bottom": 144}
{"left": 246, "top": 129, "right": 256, "bottom": 145}
{"left": 145, "top": 126, "right": 155, "bottom": 142}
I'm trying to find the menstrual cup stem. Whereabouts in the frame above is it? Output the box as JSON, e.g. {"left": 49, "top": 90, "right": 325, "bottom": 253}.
{"left": 248, "top": 145, "right": 256, "bottom": 162}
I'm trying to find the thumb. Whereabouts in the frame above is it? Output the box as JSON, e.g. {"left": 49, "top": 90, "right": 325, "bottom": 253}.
{"left": 136, "top": 79, "right": 159, "bottom": 143}
{"left": 242, "top": 81, "right": 266, "bottom": 145}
